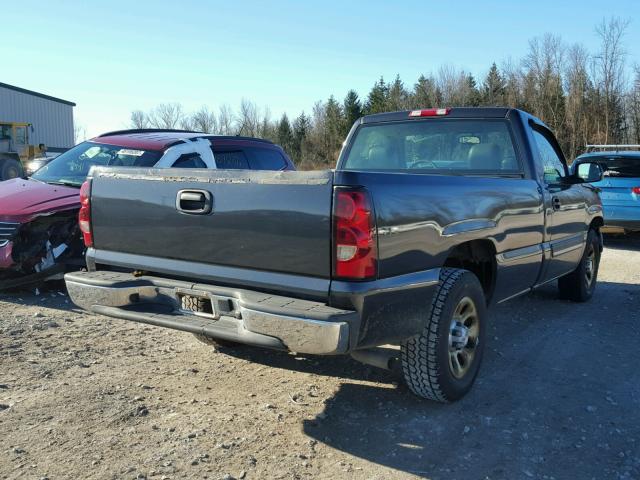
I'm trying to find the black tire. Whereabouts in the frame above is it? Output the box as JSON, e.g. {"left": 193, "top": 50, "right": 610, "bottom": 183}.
{"left": 193, "top": 334, "right": 241, "bottom": 349}
{"left": 0, "top": 159, "right": 23, "bottom": 181}
{"left": 558, "top": 228, "right": 601, "bottom": 302}
{"left": 401, "top": 268, "right": 487, "bottom": 403}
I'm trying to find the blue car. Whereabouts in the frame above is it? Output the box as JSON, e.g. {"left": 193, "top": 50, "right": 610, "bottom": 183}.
{"left": 573, "top": 150, "right": 640, "bottom": 233}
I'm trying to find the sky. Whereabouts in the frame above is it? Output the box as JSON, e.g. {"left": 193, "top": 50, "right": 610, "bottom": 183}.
{"left": 2, "top": 0, "right": 639, "bottom": 138}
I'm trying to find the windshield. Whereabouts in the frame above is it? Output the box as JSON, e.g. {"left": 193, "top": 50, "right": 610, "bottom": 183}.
{"left": 342, "top": 119, "right": 519, "bottom": 173}
{"left": 583, "top": 155, "right": 640, "bottom": 178}
{"left": 31, "top": 141, "right": 163, "bottom": 187}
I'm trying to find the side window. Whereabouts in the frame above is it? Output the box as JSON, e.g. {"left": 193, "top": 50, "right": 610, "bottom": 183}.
{"left": 14, "top": 126, "right": 27, "bottom": 145}
{"left": 247, "top": 148, "right": 286, "bottom": 170}
{"left": 213, "top": 150, "right": 250, "bottom": 169}
{"left": 532, "top": 129, "right": 566, "bottom": 184}
{"left": 172, "top": 153, "right": 206, "bottom": 169}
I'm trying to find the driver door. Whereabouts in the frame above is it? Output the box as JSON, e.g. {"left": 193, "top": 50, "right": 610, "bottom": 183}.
{"left": 531, "top": 125, "right": 587, "bottom": 283}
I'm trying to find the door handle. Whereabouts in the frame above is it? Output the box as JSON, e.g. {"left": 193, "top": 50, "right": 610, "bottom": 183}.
{"left": 552, "top": 196, "right": 561, "bottom": 211}
{"left": 176, "top": 189, "right": 213, "bottom": 214}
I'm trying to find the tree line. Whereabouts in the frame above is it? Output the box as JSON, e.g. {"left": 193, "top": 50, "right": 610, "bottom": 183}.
{"left": 130, "top": 17, "right": 640, "bottom": 168}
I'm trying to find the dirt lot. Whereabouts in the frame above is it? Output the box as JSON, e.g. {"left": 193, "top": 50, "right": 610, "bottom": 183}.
{"left": 1, "top": 236, "right": 639, "bottom": 480}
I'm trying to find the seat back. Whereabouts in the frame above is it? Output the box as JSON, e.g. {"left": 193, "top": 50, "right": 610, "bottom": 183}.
{"left": 468, "top": 143, "right": 503, "bottom": 170}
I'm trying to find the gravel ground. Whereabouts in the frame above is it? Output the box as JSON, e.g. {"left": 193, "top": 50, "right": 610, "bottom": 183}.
{"left": 1, "top": 235, "right": 639, "bottom": 480}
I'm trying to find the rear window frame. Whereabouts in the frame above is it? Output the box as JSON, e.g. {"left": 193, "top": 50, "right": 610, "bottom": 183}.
{"left": 338, "top": 118, "right": 525, "bottom": 177}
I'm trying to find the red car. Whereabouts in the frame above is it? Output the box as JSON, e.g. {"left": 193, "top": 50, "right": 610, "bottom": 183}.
{"left": 0, "top": 129, "right": 295, "bottom": 289}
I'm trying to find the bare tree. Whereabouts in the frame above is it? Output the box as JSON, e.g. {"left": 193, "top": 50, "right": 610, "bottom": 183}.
{"left": 501, "top": 58, "right": 525, "bottom": 109}
{"left": 259, "top": 106, "right": 275, "bottom": 140}
{"left": 149, "top": 103, "right": 184, "bottom": 129}
{"left": 191, "top": 106, "right": 218, "bottom": 133}
{"left": 130, "top": 110, "right": 149, "bottom": 129}
{"left": 435, "top": 65, "right": 478, "bottom": 106}
{"left": 564, "top": 44, "right": 593, "bottom": 159}
{"left": 74, "top": 123, "right": 86, "bottom": 144}
{"left": 217, "top": 104, "right": 235, "bottom": 135}
{"left": 436, "top": 65, "right": 464, "bottom": 105}
{"left": 524, "top": 34, "right": 566, "bottom": 130}
{"left": 236, "top": 99, "right": 260, "bottom": 136}
{"left": 628, "top": 66, "right": 640, "bottom": 144}
{"left": 594, "top": 17, "right": 629, "bottom": 143}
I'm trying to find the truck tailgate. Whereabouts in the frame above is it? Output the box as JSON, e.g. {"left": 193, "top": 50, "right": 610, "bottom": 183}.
{"left": 89, "top": 168, "right": 334, "bottom": 281}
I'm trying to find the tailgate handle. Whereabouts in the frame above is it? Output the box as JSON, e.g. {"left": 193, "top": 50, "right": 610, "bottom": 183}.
{"left": 176, "top": 190, "right": 213, "bottom": 214}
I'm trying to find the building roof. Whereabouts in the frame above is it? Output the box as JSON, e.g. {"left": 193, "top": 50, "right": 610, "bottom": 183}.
{"left": 92, "top": 130, "right": 274, "bottom": 151}
{"left": 0, "top": 81, "right": 76, "bottom": 106}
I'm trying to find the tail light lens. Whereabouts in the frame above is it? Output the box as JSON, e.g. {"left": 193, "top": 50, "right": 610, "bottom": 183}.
{"left": 632, "top": 187, "right": 640, "bottom": 195}
{"left": 78, "top": 180, "right": 93, "bottom": 247}
{"left": 333, "top": 188, "right": 377, "bottom": 280}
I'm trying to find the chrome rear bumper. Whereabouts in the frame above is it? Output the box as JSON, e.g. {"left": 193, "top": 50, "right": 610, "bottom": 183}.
{"left": 65, "top": 270, "right": 355, "bottom": 355}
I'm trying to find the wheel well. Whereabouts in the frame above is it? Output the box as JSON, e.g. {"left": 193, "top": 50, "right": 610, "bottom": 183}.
{"left": 589, "top": 217, "right": 604, "bottom": 250}
{"left": 443, "top": 240, "right": 497, "bottom": 302}
{"left": 590, "top": 217, "right": 604, "bottom": 231}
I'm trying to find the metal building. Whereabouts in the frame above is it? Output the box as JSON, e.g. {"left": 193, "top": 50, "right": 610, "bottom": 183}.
{"left": 0, "top": 81, "right": 75, "bottom": 152}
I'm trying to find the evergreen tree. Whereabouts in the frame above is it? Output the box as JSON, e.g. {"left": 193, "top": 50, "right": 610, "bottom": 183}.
{"left": 411, "top": 75, "right": 438, "bottom": 108}
{"left": 276, "top": 113, "right": 293, "bottom": 156}
{"left": 387, "top": 75, "right": 409, "bottom": 111}
{"left": 365, "top": 77, "right": 389, "bottom": 114}
{"left": 292, "top": 112, "right": 311, "bottom": 164}
{"left": 343, "top": 90, "right": 363, "bottom": 135}
{"left": 465, "top": 74, "right": 481, "bottom": 106}
{"left": 482, "top": 63, "right": 506, "bottom": 106}
{"left": 324, "top": 95, "right": 345, "bottom": 160}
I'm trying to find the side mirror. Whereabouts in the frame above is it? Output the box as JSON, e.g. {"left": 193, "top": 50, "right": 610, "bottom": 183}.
{"left": 575, "top": 162, "right": 603, "bottom": 183}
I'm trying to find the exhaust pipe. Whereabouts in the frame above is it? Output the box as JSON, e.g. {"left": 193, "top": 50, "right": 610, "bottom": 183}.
{"left": 351, "top": 347, "right": 400, "bottom": 371}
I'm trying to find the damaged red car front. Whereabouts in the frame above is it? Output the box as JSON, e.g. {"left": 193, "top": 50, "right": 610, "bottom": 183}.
{"left": 0, "top": 129, "right": 296, "bottom": 289}
{"left": 0, "top": 179, "right": 83, "bottom": 289}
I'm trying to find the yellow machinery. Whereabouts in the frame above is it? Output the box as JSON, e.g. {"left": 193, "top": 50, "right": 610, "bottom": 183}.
{"left": 0, "top": 121, "right": 47, "bottom": 180}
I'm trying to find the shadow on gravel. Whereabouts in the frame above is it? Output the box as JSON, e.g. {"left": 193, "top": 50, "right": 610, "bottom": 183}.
{"left": 0, "top": 280, "right": 80, "bottom": 314}
{"left": 298, "top": 281, "right": 640, "bottom": 479}
{"left": 222, "top": 346, "right": 397, "bottom": 384}
{"left": 604, "top": 232, "right": 640, "bottom": 251}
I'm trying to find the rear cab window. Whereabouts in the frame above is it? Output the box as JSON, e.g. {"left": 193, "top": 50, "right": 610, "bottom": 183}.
{"left": 212, "top": 145, "right": 287, "bottom": 170}
{"left": 342, "top": 119, "right": 520, "bottom": 174}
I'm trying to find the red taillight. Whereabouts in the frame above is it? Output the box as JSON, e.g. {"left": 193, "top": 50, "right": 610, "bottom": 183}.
{"left": 632, "top": 187, "right": 640, "bottom": 195}
{"left": 333, "top": 188, "right": 377, "bottom": 280}
{"left": 78, "top": 180, "right": 93, "bottom": 247}
{"left": 409, "top": 108, "right": 450, "bottom": 117}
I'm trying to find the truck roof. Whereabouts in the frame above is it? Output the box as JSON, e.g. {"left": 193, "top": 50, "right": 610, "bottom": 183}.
{"left": 91, "top": 129, "right": 274, "bottom": 151}
{"left": 360, "top": 107, "right": 515, "bottom": 124}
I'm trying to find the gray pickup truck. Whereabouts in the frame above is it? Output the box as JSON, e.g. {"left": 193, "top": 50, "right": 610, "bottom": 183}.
{"left": 65, "top": 108, "right": 605, "bottom": 402}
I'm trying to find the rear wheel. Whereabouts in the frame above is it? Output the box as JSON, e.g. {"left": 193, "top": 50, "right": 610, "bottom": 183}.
{"left": 0, "top": 158, "right": 23, "bottom": 181}
{"left": 558, "top": 228, "right": 601, "bottom": 302}
{"left": 401, "top": 268, "right": 487, "bottom": 403}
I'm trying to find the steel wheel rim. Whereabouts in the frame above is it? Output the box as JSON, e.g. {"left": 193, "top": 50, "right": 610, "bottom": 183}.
{"left": 584, "top": 246, "right": 596, "bottom": 288}
{"left": 448, "top": 296, "right": 479, "bottom": 379}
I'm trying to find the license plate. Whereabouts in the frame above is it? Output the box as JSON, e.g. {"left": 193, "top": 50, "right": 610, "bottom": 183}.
{"left": 179, "top": 293, "right": 215, "bottom": 318}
